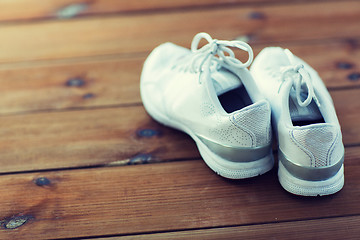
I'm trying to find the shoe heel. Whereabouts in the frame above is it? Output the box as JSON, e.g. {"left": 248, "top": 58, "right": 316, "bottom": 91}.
{"left": 196, "top": 137, "right": 274, "bottom": 179}
{"left": 278, "top": 150, "right": 344, "bottom": 196}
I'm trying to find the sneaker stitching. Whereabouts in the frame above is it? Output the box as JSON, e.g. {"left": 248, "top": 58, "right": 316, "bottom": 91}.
{"left": 229, "top": 115, "right": 255, "bottom": 147}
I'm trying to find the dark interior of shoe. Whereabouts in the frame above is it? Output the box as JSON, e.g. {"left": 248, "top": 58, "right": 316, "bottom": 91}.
{"left": 290, "top": 98, "right": 325, "bottom": 126}
{"left": 218, "top": 86, "right": 253, "bottom": 113}
{"left": 292, "top": 118, "right": 325, "bottom": 126}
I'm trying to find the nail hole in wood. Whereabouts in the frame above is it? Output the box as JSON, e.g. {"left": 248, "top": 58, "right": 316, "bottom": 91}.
{"left": 136, "top": 129, "right": 161, "bottom": 138}
{"left": 66, "top": 78, "right": 85, "bottom": 87}
{"left": 347, "top": 72, "right": 360, "bottom": 82}
{"left": 336, "top": 62, "right": 353, "bottom": 70}
{"left": 248, "top": 11, "right": 266, "bottom": 20}
{"left": 34, "top": 177, "right": 51, "bottom": 186}
{"left": 83, "top": 93, "right": 95, "bottom": 99}
{"left": 1, "top": 215, "right": 33, "bottom": 229}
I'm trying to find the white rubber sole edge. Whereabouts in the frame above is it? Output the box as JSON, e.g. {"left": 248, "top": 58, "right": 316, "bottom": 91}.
{"left": 198, "top": 142, "right": 274, "bottom": 179}
{"left": 141, "top": 86, "right": 274, "bottom": 179}
{"left": 278, "top": 161, "right": 344, "bottom": 196}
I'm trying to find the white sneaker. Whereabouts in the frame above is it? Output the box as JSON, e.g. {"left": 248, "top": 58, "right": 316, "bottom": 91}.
{"left": 141, "top": 33, "right": 274, "bottom": 179}
{"left": 251, "top": 47, "right": 344, "bottom": 196}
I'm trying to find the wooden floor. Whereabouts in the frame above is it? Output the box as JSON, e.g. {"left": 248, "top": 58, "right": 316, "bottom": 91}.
{"left": 0, "top": 0, "right": 359, "bottom": 239}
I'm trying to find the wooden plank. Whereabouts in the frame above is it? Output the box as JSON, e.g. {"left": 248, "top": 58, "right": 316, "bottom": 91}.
{"left": 0, "top": 88, "right": 357, "bottom": 173}
{"left": 0, "top": 56, "right": 143, "bottom": 114}
{"left": 0, "top": 39, "right": 358, "bottom": 115}
{"left": 98, "top": 215, "right": 360, "bottom": 240}
{"left": 0, "top": 1, "right": 359, "bottom": 63}
{"left": 0, "top": 106, "right": 199, "bottom": 173}
{"left": 0, "top": 152, "right": 359, "bottom": 239}
{"left": 332, "top": 89, "right": 360, "bottom": 146}
{"left": 0, "top": 0, "right": 332, "bottom": 22}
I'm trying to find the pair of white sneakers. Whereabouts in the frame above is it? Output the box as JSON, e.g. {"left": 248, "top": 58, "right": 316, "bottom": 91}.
{"left": 140, "top": 32, "right": 344, "bottom": 196}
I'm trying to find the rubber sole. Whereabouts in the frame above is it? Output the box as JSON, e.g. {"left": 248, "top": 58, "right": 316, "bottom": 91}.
{"left": 278, "top": 161, "right": 344, "bottom": 196}
{"left": 198, "top": 141, "right": 274, "bottom": 179}
{"left": 141, "top": 84, "right": 274, "bottom": 179}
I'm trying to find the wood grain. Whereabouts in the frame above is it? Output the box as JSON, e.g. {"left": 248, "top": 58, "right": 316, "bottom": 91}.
{"left": 0, "top": 106, "right": 199, "bottom": 173}
{"left": 0, "top": 39, "right": 358, "bottom": 115}
{"left": 0, "top": 1, "right": 358, "bottom": 240}
{"left": 0, "top": 154, "right": 358, "bottom": 239}
{"left": 0, "top": 88, "right": 357, "bottom": 174}
{"left": 0, "top": 1, "right": 359, "bottom": 63}
{"left": 0, "top": 56, "right": 143, "bottom": 114}
{"left": 0, "top": 0, "right": 334, "bottom": 22}
{"left": 333, "top": 89, "right": 360, "bottom": 146}
{"left": 98, "top": 215, "right": 360, "bottom": 240}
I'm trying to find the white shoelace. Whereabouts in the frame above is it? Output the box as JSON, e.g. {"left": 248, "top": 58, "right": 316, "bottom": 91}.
{"left": 189, "top": 32, "right": 253, "bottom": 74}
{"left": 280, "top": 49, "right": 320, "bottom": 107}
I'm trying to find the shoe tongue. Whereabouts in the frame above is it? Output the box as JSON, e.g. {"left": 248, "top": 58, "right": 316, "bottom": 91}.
{"left": 211, "top": 68, "right": 242, "bottom": 96}
{"left": 289, "top": 89, "right": 323, "bottom": 121}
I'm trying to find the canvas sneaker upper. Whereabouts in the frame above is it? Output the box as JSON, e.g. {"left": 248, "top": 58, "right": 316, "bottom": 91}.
{"left": 251, "top": 47, "right": 344, "bottom": 196}
{"left": 141, "top": 33, "right": 274, "bottom": 179}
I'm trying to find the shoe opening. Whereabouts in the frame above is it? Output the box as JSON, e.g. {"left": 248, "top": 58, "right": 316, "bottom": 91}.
{"left": 289, "top": 95, "right": 325, "bottom": 126}
{"left": 218, "top": 85, "right": 253, "bottom": 113}
{"left": 292, "top": 118, "right": 325, "bottom": 126}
